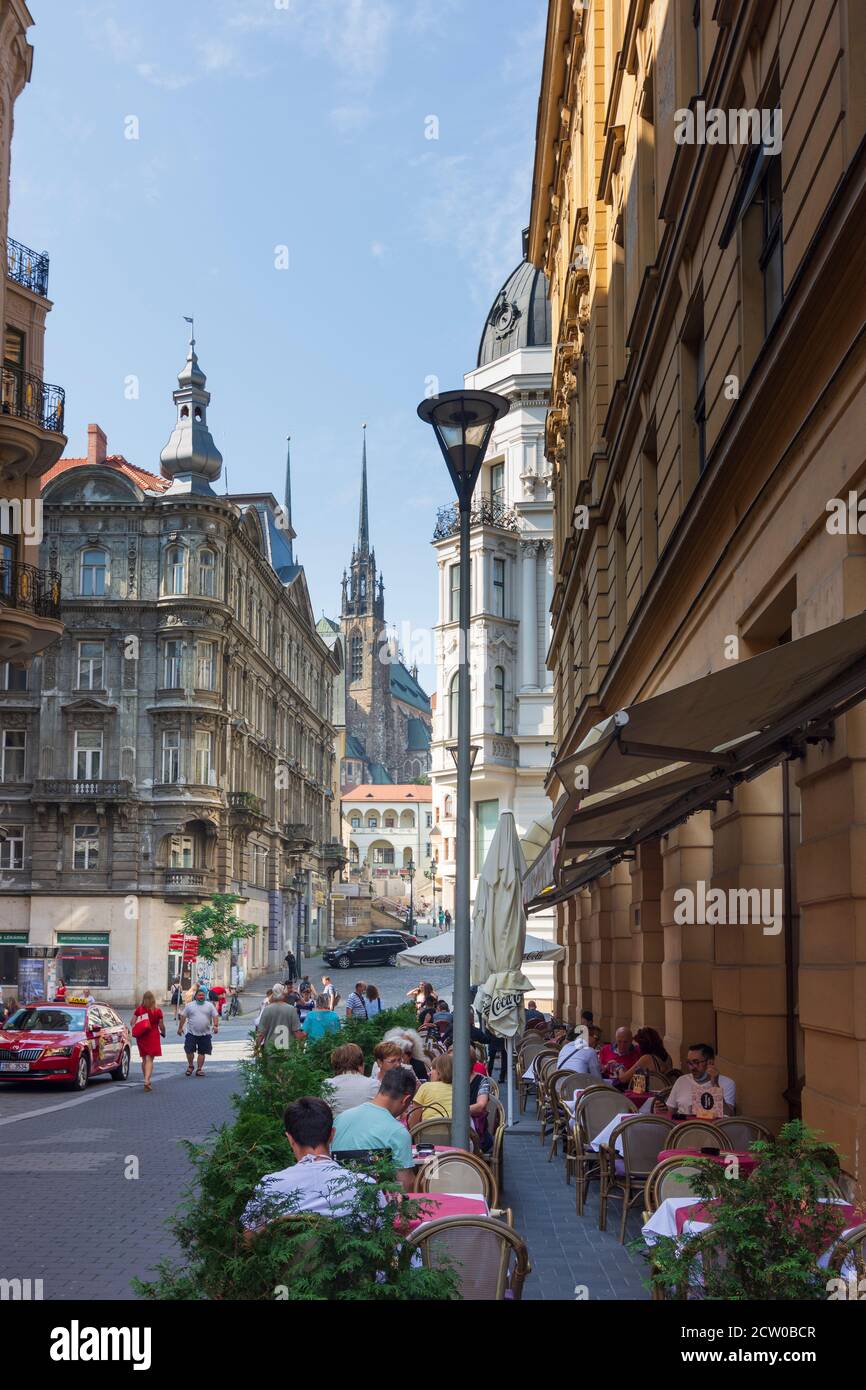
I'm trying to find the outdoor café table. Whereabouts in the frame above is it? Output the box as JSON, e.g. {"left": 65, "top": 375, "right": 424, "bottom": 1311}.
{"left": 588, "top": 1112, "right": 641, "bottom": 1154}
{"left": 402, "top": 1191, "right": 489, "bottom": 1232}
{"left": 643, "top": 1195, "right": 860, "bottom": 1253}
{"left": 657, "top": 1147, "right": 760, "bottom": 1178}
{"left": 412, "top": 1144, "right": 462, "bottom": 1167}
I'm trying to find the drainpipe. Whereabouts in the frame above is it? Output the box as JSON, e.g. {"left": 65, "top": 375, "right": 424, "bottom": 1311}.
{"left": 781, "top": 760, "right": 800, "bottom": 1119}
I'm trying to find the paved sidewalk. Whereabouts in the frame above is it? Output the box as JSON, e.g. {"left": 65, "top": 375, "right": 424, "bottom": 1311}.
{"left": 501, "top": 1102, "right": 651, "bottom": 1301}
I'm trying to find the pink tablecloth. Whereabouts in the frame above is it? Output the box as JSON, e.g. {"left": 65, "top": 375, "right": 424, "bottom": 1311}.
{"left": 404, "top": 1192, "right": 489, "bottom": 1231}
{"left": 412, "top": 1144, "right": 461, "bottom": 1166}
{"left": 658, "top": 1147, "right": 759, "bottom": 1177}
{"left": 675, "top": 1197, "right": 859, "bottom": 1236}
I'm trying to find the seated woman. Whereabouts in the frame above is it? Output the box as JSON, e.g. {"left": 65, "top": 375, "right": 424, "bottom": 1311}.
{"left": 370, "top": 1040, "right": 404, "bottom": 1087}
{"left": 382, "top": 1027, "right": 430, "bottom": 1082}
{"left": 470, "top": 1055, "right": 494, "bottom": 1152}
{"left": 325, "top": 1042, "right": 378, "bottom": 1116}
{"left": 615, "top": 1026, "right": 673, "bottom": 1087}
{"left": 412, "top": 1053, "right": 453, "bottom": 1120}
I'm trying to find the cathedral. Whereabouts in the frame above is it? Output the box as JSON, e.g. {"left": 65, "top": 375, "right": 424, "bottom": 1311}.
{"left": 324, "top": 429, "right": 432, "bottom": 793}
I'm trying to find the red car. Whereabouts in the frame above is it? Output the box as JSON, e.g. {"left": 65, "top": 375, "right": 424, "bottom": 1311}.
{"left": 0, "top": 998, "right": 131, "bottom": 1089}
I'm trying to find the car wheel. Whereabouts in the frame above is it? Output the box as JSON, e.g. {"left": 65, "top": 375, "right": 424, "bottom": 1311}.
{"left": 70, "top": 1055, "right": 89, "bottom": 1091}
{"left": 337, "top": 955, "right": 352, "bottom": 969}
{"left": 110, "top": 1047, "right": 130, "bottom": 1082}
{"left": 386, "top": 952, "right": 398, "bottom": 966}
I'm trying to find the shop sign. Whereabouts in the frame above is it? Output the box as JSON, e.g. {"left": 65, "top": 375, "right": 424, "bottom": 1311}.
{"left": 56, "top": 933, "right": 110, "bottom": 946}
{"left": 0, "top": 932, "right": 28, "bottom": 945}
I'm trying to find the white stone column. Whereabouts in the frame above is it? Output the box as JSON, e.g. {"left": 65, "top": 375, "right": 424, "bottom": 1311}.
{"left": 520, "top": 539, "right": 539, "bottom": 691}
{"left": 541, "top": 540, "right": 554, "bottom": 688}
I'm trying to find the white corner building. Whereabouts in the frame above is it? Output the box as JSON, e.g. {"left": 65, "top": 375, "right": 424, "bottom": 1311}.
{"left": 430, "top": 230, "right": 556, "bottom": 1005}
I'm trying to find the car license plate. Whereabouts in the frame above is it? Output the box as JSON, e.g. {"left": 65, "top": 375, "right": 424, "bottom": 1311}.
{"left": 0, "top": 1062, "right": 30, "bottom": 1072}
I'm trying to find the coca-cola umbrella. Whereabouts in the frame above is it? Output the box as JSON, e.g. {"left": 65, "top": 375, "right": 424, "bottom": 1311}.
{"left": 395, "top": 928, "right": 561, "bottom": 969}
{"left": 471, "top": 811, "right": 540, "bottom": 1127}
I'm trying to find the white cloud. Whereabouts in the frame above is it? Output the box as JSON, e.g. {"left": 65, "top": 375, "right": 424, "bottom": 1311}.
{"left": 135, "top": 63, "right": 194, "bottom": 92}
{"left": 329, "top": 105, "right": 372, "bottom": 135}
{"left": 370, "top": 240, "right": 386, "bottom": 258}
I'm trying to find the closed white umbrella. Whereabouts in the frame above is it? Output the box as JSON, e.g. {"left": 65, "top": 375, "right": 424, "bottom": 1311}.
{"left": 471, "top": 811, "right": 535, "bottom": 1127}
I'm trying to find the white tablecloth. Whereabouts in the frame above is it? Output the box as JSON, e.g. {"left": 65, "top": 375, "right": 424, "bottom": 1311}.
{"left": 588, "top": 1112, "right": 640, "bottom": 1153}
{"left": 641, "top": 1196, "right": 707, "bottom": 1246}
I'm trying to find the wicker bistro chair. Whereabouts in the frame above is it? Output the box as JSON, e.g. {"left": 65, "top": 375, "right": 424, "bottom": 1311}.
{"left": 714, "top": 1117, "right": 773, "bottom": 1149}
{"left": 643, "top": 1157, "right": 706, "bottom": 1215}
{"left": 563, "top": 1083, "right": 610, "bottom": 1188}
{"left": 518, "top": 1046, "right": 556, "bottom": 1114}
{"left": 407, "top": 1215, "right": 531, "bottom": 1300}
{"left": 537, "top": 1058, "right": 568, "bottom": 1145}
{"left": 410, "top": 1117, "right": 481, "bottom": 1153}
{"left": 415, "top": 1150, "right": 498, "bottom": 1206}
{"left": 667, "top": 1121, "right": 728, "bottom": 1151}
{"left": 828, "top": 1222, "right": 866, "bottom": 1286}
{"left": 572, "top": 1089, "right": 637, "bottom": 1217}
{"left": 830, "top": 1171, "right": 860, "bottom": 1204}
{"left": 599, "top": 1114, "right": 675, "bottom": 1243}
{"left": 482, "top": 1095, "right": 506, "bottom": 1194}
{"left": 548, "top": 1072, "right": 588, "bottom": 1161}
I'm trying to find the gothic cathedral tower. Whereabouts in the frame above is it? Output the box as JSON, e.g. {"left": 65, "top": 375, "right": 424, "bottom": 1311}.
{"left": 340, "top": 427, "right": 391, "bottom": 777}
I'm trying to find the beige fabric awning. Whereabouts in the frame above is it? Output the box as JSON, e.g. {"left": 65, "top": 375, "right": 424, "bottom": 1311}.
{"left": 524, "top": 610, "right": 866, "bottom": 910}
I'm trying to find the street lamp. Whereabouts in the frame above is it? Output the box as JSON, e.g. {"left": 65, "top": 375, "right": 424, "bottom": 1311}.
{"left": 424, "top": 862, "right": 437, "bottom": 924}
{"left": 417, "top": 388, "right": 509, "bottom": 1151}
{"left": 404, "top": 856, "right": 416, "bottom": 930}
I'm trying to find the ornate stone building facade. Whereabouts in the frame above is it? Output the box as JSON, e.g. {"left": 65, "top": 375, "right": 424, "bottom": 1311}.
{"left": 330, "top": 429, "right": 432, "bottom": 792}
{"left": 0, "top": 337, "right": 341, "bottom": 1005}
{"left": 528, "top": 0, "right": 866, "bottom": 1174}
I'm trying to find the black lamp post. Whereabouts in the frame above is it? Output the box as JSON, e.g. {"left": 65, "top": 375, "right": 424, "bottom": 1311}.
{"left": 404, "top": 856, "right": 416, "bottom": 930}
{"left": 417, "top": 388, "right": 509, "bottom": 1151}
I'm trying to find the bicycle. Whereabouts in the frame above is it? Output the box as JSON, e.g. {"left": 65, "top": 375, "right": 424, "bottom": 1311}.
{"left": 225, "top": 991, "right": 242, "bottom": 1018}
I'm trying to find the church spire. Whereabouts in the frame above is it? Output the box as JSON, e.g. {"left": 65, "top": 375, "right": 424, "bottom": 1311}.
{"left": 357, "top": 423, "right": 369, "bottom": 556}
{"left": 284, "top": 434, "right": 294, "bottom": 564}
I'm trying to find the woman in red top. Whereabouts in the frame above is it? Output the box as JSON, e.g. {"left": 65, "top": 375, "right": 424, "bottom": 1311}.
{"left": 130, "top": 990, "right": 166, "bottom": 1091}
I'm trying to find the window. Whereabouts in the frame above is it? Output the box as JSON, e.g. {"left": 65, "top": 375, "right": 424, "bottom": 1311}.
{"left": 0, "top": 538, "right": 13, "bottom": 599}
{"left": 351, "top": 632, "right": 363, "bottom": 682}
{"left": 367, "top": 814, "right": 379, "bottom": 829}
{"left": 449, "top": 564, "right": 460, "bottom": 622}
{"left": 756, "top": 155, "right": 783, "bottom": 334}
{"left": 494, "top": 665, "right": 505, "bottom": 735}
{"left": 475, "top": 799, "right": 499, "bottom": 873}
{"left": 170, "top": 835, "right": 194, "bottom": 869}
{"left": 384, "top": 814, "right": 396, "bottom": 829}
{"left": 163, "top": 640, "right": 183, "bottom": 689}
{"left": 426, "top": 812, "right": 432, "bottom": 828}
{"left": 166, "top": 547, "right": 186, "bottom": 595}
{"left": 443, "top": 794, "right": 453, "bottom": 818}
{"left": 195, "top": 641, "right": 216, "bottom": 690}
{"left": 194, "top": 730, "right": 214, "bottom": 784}
{"left": 1, "top": 729, "right": 25, "bottom": 781}
{"left": 680, "top": 291, "right": 706, "bottom": 489}
{"left": 77, "top": 641, "right": 104, "bottom": 690}
{"left": 350, "top": 815, "right": 361, "bottom": 829}
{"left": 73, "top": 824, "right": 100, "bottom": 870}
{"left": 448, "top": 672, "right": 460, "bottom": 738}
{"left": 0, "top": 824, "right": 23, "bottom": 869}
{"left": 0, "top": 662, "right": 27, "bottom": 691}
{"left": 490, "top": 462, "right": 504, "bottom": 508}
{"left": 74, "top": 730, "right": 102, "bottom": 781}
{"left": 375, "top": 847, "right": 395, "bottom": 865}
{"left": 492, "top": 558, "right": 505, "bottom": 617}
{"left": 2, "top": 326, "right": 25, "bottom": 415}
{"left": 80, "top": 549, "right": 107, "bottom": 597}
{"left": 198, "top": 549, "right": 216, "bottom": 597}
{"left": 162, "top": 730, "right": 180, "bottom": 783}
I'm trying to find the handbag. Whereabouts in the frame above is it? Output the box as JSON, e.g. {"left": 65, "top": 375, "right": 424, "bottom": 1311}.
{"left": 131, "top": 1010, "right": 153, "bottom": 1039}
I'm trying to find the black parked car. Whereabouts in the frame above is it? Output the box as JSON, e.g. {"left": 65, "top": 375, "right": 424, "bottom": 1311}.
{"left": 323, "top": 930, "right": 419, "bottom": 969}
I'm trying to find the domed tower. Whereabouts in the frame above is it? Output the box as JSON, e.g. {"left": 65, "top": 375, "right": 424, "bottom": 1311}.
{"left": 160, "top": 320, "right": 223, "bottom": 493}
{"left": 477, "top": 228, "right": 552, "bottom": 368}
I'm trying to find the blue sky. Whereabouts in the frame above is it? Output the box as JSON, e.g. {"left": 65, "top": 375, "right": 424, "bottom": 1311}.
{"left": 12, "top": 0, "right": 545, "bottom": 695}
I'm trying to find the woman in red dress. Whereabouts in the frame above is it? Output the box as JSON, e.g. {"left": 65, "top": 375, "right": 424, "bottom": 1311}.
{"left": 131, "top": 990, "right": 165, "bottom": 1091}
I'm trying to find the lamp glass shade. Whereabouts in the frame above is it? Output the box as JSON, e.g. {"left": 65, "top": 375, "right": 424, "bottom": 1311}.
{"left": 417, "top": 390, "right": 510, "bottom": 492}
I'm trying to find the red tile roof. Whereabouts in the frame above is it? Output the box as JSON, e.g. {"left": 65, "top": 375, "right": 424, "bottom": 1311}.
{"left": 41, "top": 455, "right": 172, "bottom": 493}
{"left": 343, "top": 783, "right": 432, "bottom": 802}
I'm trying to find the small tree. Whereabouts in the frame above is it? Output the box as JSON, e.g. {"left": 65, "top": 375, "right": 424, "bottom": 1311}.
{"left": 180, "top": 893, "right": 258, "bottom": 966}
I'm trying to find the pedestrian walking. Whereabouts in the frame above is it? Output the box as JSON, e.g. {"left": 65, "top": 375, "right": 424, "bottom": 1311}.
{"left": 177, "top": 985, "right": 219, "bottom": 1077}
{"left": 438, "top": 906, "right": 445, "bottom": 930}
{"left": 170, "top": 977, "right": 182, "bottom": 1021}
{"left": 283, "top": 949, "right": 297, "bottom": 986}
{"left": 321, "top": 975, "right": 338, "bottom": 1010}
{"left": 364, "top": 984, "right": 384, "bottom": 1018}
{"left": 444, "top": 909, "right": 452, "bottom": 931}
{"left": 130, "top": 990, "right": 165, "bottom": 1091}
{"left": 345, "top": 981, "right": 368, "bottom": 1020}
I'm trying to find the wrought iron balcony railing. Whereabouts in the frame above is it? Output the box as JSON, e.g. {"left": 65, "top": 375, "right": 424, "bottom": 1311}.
{"left": 6, "top": 237, "right": 49, "bottom": 297}
{"left": 0, "top": 562, "right": 61, "bottom": 620}
{"left": 432, "top": 496, "right": 520, "bottom": 541}
{"left": 1, "top": 367, "right": 65, "bottom": 433}
{"left": 34, "top": 778, "right": 130, "bottom": 799}
{"left": 228, "top": 791, "right": 266, "bottom": 817}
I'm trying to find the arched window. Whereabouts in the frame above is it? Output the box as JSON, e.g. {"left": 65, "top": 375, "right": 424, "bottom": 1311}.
{"left": 350, "top": 815, "right": 361, "bottom": 829}
{"left": 79, "top": 548, "right": 107, "bottom": 597}
{"left": 367, "top": 813, "right": 379, "bottom": 829}
{"left": 443, "top": 794, "right": 453, "bottom": 818}
{"left": 351, "top": 632, "right": 363, "bottom": 682}
{"left": 494, "top": 665, "right": 505, "bottom": 735}
{"left": 448, "top": 671, "right": 460, "bottom": 738}
{"left": 166, "top": 546, "right": 186, "bottom": 596}
{"left": 198, "top": 549, "right": 216, "bottom": 597}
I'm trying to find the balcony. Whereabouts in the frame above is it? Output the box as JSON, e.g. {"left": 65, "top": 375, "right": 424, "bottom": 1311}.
{"left": 282, "top": 821, "right": 314, "bottom": 851}
{"left": 0, "top": 367, "right": 66, "bottom": 478}
{"left": 322, "top": 839, "right": 348, "bottom": 868}
{"left": 161, "top": 868, "right": 217, "bottom": 898}
{"left": 7, "top": 237, "right": 50, "bottom": 297}
{"left": 34, "top": 778, "right": 131, "bottom": 802}
{"left": 432, "top": 496, "right": 520, "bottom": 541}
{"left": 0, "top": 561, "right": 63, "bottom": 663}
{"left": 228, "top": 790, "right": 267, "bottom": 831}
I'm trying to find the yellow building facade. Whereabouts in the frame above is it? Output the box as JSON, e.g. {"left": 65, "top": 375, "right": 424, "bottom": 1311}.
{"left": 528, "top": 0, "right": 866, "bottom": 1172}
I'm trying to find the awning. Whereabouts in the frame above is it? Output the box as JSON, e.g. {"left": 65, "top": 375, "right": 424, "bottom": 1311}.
{"left": 524, "top": 610, "right": 866, "bottom": 909}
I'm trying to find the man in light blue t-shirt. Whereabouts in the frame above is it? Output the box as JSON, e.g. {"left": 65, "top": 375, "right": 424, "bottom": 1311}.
{"left": 331, "top": 1067, "right": 417, "bottom": 1191}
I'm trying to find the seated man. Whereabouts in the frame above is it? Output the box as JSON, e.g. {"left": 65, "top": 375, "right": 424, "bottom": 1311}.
{"left": 332, "top": 1067, "right": 417, "bottom": 1192}
{"left": 557, "top": 1024, "right": 603, "bottom": 1079}
{"left": 241, "top": 1097, "right": 370, "bottom": 1233}
{"left": 599, "top": 1026, "right": 642, "bottom": 1084}
{"left": 524, "top": 1000, "right": 546, "bottom": 1025}
{"left": 666, "top": 1043, "right": 736, "bottom": 1115}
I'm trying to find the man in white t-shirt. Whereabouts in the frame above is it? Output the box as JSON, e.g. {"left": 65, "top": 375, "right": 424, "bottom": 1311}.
{"left": 557, "top": 1025, "right": 603, "bottom": 1079}
{"left": 666, "top": 1043, "right": 736, "bottom": 1115}
{"left": 242, "top": 1097, "right": 372, "bottom": 1233}
{"left": 177, "top": 987, "right": 219, "bottom": 1077}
